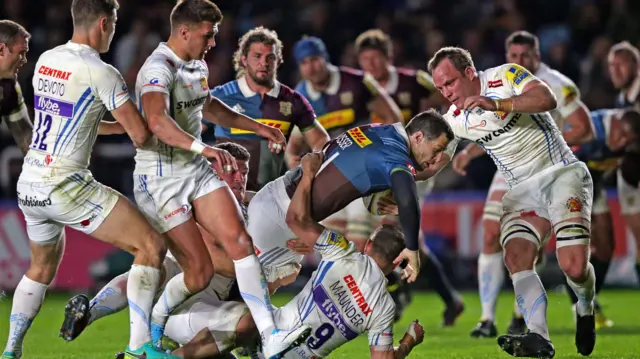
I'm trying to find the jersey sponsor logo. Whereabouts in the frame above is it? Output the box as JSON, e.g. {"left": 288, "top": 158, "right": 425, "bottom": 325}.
{"left": 37, "top": 66, "right": 72, "bottom": 81}
{"left": 230, "top": 119, "right": 292, "bottom": 135}
{"left": 176, "top": 95, "right": 207, "bottom": 110}
{"left": 336, "top": 133, "right": 353, "bottom": 149}
{"left": 561, "top": 85, "right": 578, "bottom": 105}
{"left": 144, "top": 78, "right": 165, "bottom": 89}
{"left": 488, "top": 80, "right": 503, "bottom": 88}
{"left": 37, "top": 78, "right": 66, "bottom": 96}
{"left": 317, "top": 109, "right": 355, "bottom": 130}
{"left": 327, "top": 232, "right": 349, "bottom": 249}
{"left": 339, "top": 92, "right": 354, "bottom": 106}
{"left": 474, "top": 113, "right": 521, "bottom": 144}
{"left": 34, "top": 95, "right": 74, "bottom": 118}
{"left": 200, "top": 75, "right": 208, "bottom": 91}
{"left": 279, "top": 101, "right": 292, "bottom": 116}
{"left": 16, "top": 192, "right": 51, "bottom": 207}
{"left": 322, "top": 283, "right": 364, "bottom": 334}
{"left": 566, "top": 197, "right": 582, "bottom": 213}
{"left": 339, "top": 274, "right": 373, "bottom": 316}
{"left": 347, "top": 127, "right": 372, "bottom": 148}
{"left": 506, "top": 65, "right": 531, "bottom": 87}
{"left": 164, "top": 204, "right": 190, "bottom": 220}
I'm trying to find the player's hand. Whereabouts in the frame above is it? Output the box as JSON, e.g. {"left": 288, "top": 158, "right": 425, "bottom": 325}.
{"left": 452, "top": 151, "right": 471, "bottom": 176}
{"left": 462, "top": 95, "right": 497, "bottom": 111}
{"left": 377, "top": 193, "right": 398, "bottom": 216}
{"left": 286, "top": 238, "right": 314, "bottom": 254}
{"left": 393, "top": 249, "right": 421, "bottom": 283}
{"left": 258, "top": 125, "right": 287, "bottom": 154}
{"left": 400, "top": 320, "right": 424, "bottom": 347}
{"left": 301, "top": 152, "right": 324, "bottom": 176}
{"left": 286, "top": 153, "right": 302, "bottom": 169}
{"left": 203, "top": 146, "right": 237, "bottom": 172}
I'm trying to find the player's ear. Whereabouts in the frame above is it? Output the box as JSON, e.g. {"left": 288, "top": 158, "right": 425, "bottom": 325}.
{"left": 241, "top": 55, "right": 248, "bottom": 68}
{"left": 464, "top": 66, "right": 476, "bottom": 80}
{"left": 99, "top": 16, "right": 108, "bottom": 33}
{"left": 412, "top": 130, "right": 424, "bottom": 144}
{"left": 0, "top": 43, "right": 7, "bottom": 57}
{"left": 179, "top": 25, "right": 190, "bottom": 40}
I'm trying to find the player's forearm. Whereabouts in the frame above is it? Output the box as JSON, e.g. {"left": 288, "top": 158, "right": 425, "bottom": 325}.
{"left": 98, "top": 121, "right": 126, "bottom": 135}
{"left": 462, "top": 142, "right": 484, "bottom": 158}
{"left": 204, "top": 97, "right": 268, "bottom": 135}
{"left": 371, "top": 94, "right": 403, "bottom": 124}
{"left": 393, "top": 343, "right": 413, "bottom": 359}
{"left": 6, "top": 115, "right": 33, "bottom": 154}
{"left": 562, "top": 106, "right": 594, "bottom": 146}
{"left": 500, "top": 83, "right": 557, "bottom": 113}
{"left": 147, "top": 113, "right": 199, "bottom": 152}
{"left": 286, "top": 175, "right": 314, "bottom": 229}
{"left": 390, "top": 170, "right": 420, "bottom": 251}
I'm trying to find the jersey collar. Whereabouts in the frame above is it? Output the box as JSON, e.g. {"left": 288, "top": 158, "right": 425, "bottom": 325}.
{"left": 65, "top": 41, "right": 99, "bottom": 55}
{"left": 383, "top": 65, "right": 399, "bottom": 94}
{"left": 477, "top": 70, "right": 488, "bottom": 96}
{"left": 304, "top": 64, "right": 341, "bottom": 101}
{"left": 535, "top": 62, "right": 549, "bottom": 77}
{"left": 238, "top": 75, "right": 282, "bottom": 98}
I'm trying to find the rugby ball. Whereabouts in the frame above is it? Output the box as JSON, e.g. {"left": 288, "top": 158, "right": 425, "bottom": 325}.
{"left": 363, "top": 189, "right": 393, "bottom": 216}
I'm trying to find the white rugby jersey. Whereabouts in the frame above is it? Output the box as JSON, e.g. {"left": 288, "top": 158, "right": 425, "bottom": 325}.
{"left": 274, "top": 229, "right": 396, "bottom": 358}
{"left": 535, "top": 63, "right": 584, "bottom": 128}
{"left": 21, "top": 42, "right": 129, "bottom": 181}
{"left": 134, "top": 43, "right": 211, "bottom": 176}
{"left": 444, "top": 63, "right": 576, "bottom": 188}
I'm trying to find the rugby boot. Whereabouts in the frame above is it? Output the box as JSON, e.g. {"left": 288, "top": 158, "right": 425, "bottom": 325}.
{"left": 507, "top": 315, "right": 527, "bottom": 335}
{"left": 262, "top": 326, "right": 312, "bottom": 359}
{"left": 497, "top": 332, "right": 555, "bottom": 358}
{"left": 575, "top": 312, "right": 596, "bottom": 356}
{"left": 60, "top": 294, "right": 91, "bottom": 342}
{"left": 470, "top": 320, "right": 498, "bottom": 338}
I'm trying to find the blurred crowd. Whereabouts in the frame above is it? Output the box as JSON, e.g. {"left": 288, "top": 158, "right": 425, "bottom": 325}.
{"left": 1, "top": 0, "right": 639, "bottom": 199}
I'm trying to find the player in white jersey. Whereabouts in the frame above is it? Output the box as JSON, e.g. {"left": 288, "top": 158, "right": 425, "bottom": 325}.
{"left": 132, "top": 2, "right": 310, "bottom": 358}
{"left": 148, "top": 152, "right": 424, "bottom": 359}
{"left": 3, "top": 2, "right": 180, "bottom": 359}
{"left": 449, "top": 31, "right": 604, "bottom": 337}
{"left": 428, "top": 46, "right": 596, "bottom": 357}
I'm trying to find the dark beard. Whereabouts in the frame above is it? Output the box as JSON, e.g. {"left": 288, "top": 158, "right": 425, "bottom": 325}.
{"left": 248, "top": 70, "right": 274, "bottom": 88}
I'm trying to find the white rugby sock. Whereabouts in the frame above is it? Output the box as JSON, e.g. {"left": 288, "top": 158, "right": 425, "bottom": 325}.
{"left": 234, "top": 254, "right": 275, "bottom": 334}
{"left": 128, "top": 265, "right": 161, "bottom": 350}
{"left": 565, "top": 263, "right": 595, "bottom": 317}
{"left": 3, "top": 275, "right": 47, "bottom": 356}
{"left": 88, "top": 271, "right": 130, "bottom": 325}
{"left": 512, "top": 270, "right": 549, "bottom": 340}
{"left": 150, "top": 272, "right": 191, "bottom": 326}
{"left": 478, "top": 252, "right": 505, "bottom": 321}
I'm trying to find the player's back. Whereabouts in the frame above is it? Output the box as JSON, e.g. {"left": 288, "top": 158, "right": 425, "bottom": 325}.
{"left": 282, "top": 123, "right": 417, "bottom": 220}
{"left": 535, "top": 63, "right": 582, "bottom": 128}
{"left": 134, "top": 43, "right": 210, "bottom": 176}
{"left": 21, "top": 42, "right": 129, "bottom": 182}
{"left": 274, "top": 231, "right": 395, "bottom": 358}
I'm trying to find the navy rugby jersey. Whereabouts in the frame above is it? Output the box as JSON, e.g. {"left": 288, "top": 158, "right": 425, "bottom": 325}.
{"left": 210, "top": 76, "right": 316, "bottom": 190}
{"left": 283, "top": 123, "right": 418, "bottom": 221}
{"left": 295, "top": 65, "right": 376, "bottom": 139}
{"left": 573, "top": 109, "right": 623, "bottom": 171}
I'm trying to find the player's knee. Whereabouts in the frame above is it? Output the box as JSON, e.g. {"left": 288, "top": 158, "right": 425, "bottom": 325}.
{"left": 183, "top": 259, "right": 214, "bottom": 291}
{"left": 221, "top": 227, "right": 254, "bottom": 259}
{"left": 482, "top": 219, "right": 502, "bottom": 254}
{"left": 557, "top": 246, "right": 589, "bottom": 281}
{"left": 502, "top": 239, "right": 537, "bottom": 274}
{"left": 26, "top": 262, "right": 58, "bottom": 285}
{"left": 133, "top": 229, "right": 167, "bottom": 267}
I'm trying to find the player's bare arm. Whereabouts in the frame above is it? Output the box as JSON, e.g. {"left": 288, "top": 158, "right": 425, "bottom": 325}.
{"left": 0, "top": 80, "right": 32, "bottom": 154}
{"left": 451, "top": 142, "right": 485, "bottom": 176}
{"left": 463, "top": 79, "right": 558, "bottom": 113}
{"left": 98, "top": 120, "right": 126, "bottom": 135}
{"left": 203, "top": 94, "right": 286, "bottom": 153}
{"left": 110, "top": 99, "right": 155, "bottom": 147}
{"left": 365, "top": 74, "right": 403, "bottom": 124}
{"left": 562, "top": 103, "right": 594, "bottom": 145}
{"left": 285, "top": 151, "right": 326, "bottom": 246}
{"left": 141, "top": 91, "right": 237, "bottom": 169}
{"left": 369, "top": 320, "right": 424, "bottom": 359}
{"left": 285, "top": 122, "right": 330, "bottom": 168}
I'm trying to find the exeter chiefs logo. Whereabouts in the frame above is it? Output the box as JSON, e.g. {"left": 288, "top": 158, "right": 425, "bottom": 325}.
{"left": 200, "top": 75, "right": 208, "bottom": 91}
{"left": 279, "top": 101, "right": 292, "bottom": 116}
{"left": 566, "top": 197, "right": 582, "bottom": 213}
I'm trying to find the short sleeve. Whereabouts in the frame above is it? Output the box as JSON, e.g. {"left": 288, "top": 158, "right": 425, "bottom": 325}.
{"left": 503, "top": 63, "right": 536, "bottom": 96}
{"left": 416, "top": 69, "right": 436, "bottom": 92}
{"left": 138, "top": 59, "right": 174, "bottom": 97}
{"left": 91, "top": 64, "right": 130, "bottom": 111}
{"left": 293, "top": 92, "right": 317, "bottom": 132}
{"left": 367, "top": 298, "right": 395, "bottom": 350}
{"left": 313, "top": 229, "right": 356, "bottom": 260}
{"left": 555, "top": 82, "right": 582, "bottom": 118}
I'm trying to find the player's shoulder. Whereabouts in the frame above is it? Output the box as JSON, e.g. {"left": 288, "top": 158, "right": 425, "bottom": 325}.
{"left": 395, "top": 67, "right": 417, "bottom": 78}
{"left": 339, "top": 66, "right": 365, "bottom": 81}
{"left": 140, "top": 45, "right": 179, "bottom": 75}
{"left": 210, "top": 79, "right": 241, "bottom": 99}
{"left": 537, "top": 63, "right": 577, "bottom": 88}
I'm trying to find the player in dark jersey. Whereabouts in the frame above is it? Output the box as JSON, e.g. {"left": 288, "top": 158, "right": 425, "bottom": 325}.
{"left": 208, "top": 27, "right": 329, "bottom": 191}
{"left": 0, "top": 20, "right": 32, "bottom": 155}
{"left": 354, "top": 29, "right": 463, "bottom": 326}
{"left": 355, "top": 29, "right": 445, "bottom": 123}
{"left": 247, "top": 109, "right": 455, "bottom": 286}
{"left": 609, "top": 42, "right": 640, "bottom": 283}
{"left": 289, "top": 36, "right": 403, "bottom": 249}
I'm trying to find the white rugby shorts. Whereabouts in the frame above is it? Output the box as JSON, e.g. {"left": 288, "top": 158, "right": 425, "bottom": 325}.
{"left": 133, "top": 158, "right": 227, "bottom": 233}
{"left": 617, "top": 168, "right": 640, "bottom": 215}
{"left": 482, "top": 171, "right": 510, "bottom": 222}
{"left": 17, "top": 170, "right": 119, "bottom": 244}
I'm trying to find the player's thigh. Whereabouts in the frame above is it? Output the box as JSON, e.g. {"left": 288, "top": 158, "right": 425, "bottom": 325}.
{"left": 198, "top": 224, "right": 236, "bottom": 278}
{"left": 26, "top": 231, "right": 66, "bottom": 283}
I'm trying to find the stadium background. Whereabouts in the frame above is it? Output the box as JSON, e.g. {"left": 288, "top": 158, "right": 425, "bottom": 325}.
{"left": 1, "top": 0, "right": 640, "bottom": 293}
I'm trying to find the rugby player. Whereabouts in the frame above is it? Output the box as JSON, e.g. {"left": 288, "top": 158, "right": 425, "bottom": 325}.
{"left": 147, "top": 152, "right": 425, "bottom": 359}
{"left": 608, "top": 41, "right": 640, "bottom": 282}
{"left": 429, "top": 46, "right": 596, "bottom": 357}
{"left": 450, "top": 31, "right": 603, "bottom": 337}
{"left": 131, "top": 1, "right": 312, "bottom": 357}
{"left": 290, "top": 36, "right": 403, "bottom": 248}
{"left": 210, "top": 26, "right": 329, "bottom": 191}
{"left": 2, "top": 1, "right": 179, "bottom": 358}
{"left": 0, "top": 20, "right": 32, "bottom": 155}
{"left": 354, "top": 28, "right": 463, "bottom": 326}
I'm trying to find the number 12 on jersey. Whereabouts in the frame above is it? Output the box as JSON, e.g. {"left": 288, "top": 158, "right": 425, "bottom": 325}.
{"left": 31, "top": 112, "right": 52, "bottom": 151}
